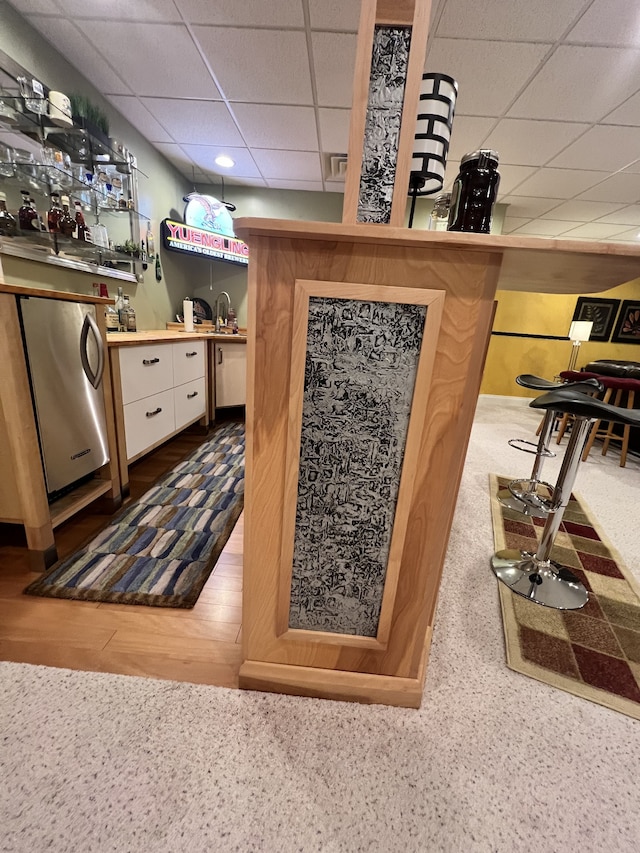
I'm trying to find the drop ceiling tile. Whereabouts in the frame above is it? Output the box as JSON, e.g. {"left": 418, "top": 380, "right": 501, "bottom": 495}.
{"left": 437, "top": 0, "right": 586, "bottom": 41}
{"left": 16, "top": 0, "right": 59, "bottom": 13}
{"left": 106, "top": 96, "right": 172, "bottom": 143}
{"left": 495, "top": 165, "right": 539, "bottom": 197}
{"left": 482, "top": 119, "right": 589, "bottom": 166}
{"left": 153, "top": 142, "right": 194, "bottom": 170}
{"left": 318, "top": 108, "right": 351, "bottom": 153}
{"left": 140, "top": 99, "right": 243, "bottom": 147}
{"left": 603, "top": 91, "right": 640, "bottom": 126}
{"left": 566, "top": 0, "right": 640, "bottom": 47}
{"left": 447, "top": 117, "right": 496, "bottom": 162}
{"left": 25, "top": 17, "right": 130, "bottom": 95}
{"left": 621, "top": 161, "right": 640, "bottom": 175}
{"left": 548, "top": 126, "right": 640, "bottom": 171}
{"left": 512, "top": 219, "right": 585, "bottom": 237}
{"left": 267, "top": 180, "right": 326, "bottom": 191}
{"left": 595, "top": 205, "right": 640, "bottom": 226}
{"left": 425, "top": 39, "right": 549, "bottom": 116}
{"left": 501, "top": 196, "right": 565, "bottom": 217}
{"left": 508, "top": 46, "right": 640, "bottom": 123}
{"left": 562, "top": 222, "right": 629, "bottom": 239}
{"left": 252, "top": 149, "right": 322, "bottom": 181}
{"left": 179, "top": 0, "right": 304, "bottom": 27}
{"left": 180, "top": 145, "right": 261, "bottom": 179}
{"left": 312, "top": 33, "right": 358, "bottom": 109}
{"left": 52, "top": 0, "right": 181, "bottom": 21}
{"left": 501, "top": 217, "right": 533, "bottom": 234}
{"left": 308, "top": 0, "right": 361, "bottom": 32}
{"left": 540, "top": 200, "right": 624, "bottom": 221}
{"left": 510, "top": 168, "right": 606, "bottom": 198}
{"left": 223, "top": 176, "right": 268, "bottom": 188}
{"left": 74, "top": 22, "right": 219, "bottom": 98}
{"left": 576, "top": 172, "right": 640, "bottom": 204}
{"left": 193, "top": 27, "right": 312, "bottom": 104}
{"left": 232, "top": 104, "right": 317, "bottom": 151}
{"left": 607, "top": 227, "right": 640, "bottom": 241}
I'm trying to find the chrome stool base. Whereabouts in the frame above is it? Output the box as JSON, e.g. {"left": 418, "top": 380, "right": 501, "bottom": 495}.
{"left": 497, "top": 488, "right": 548, "bottom": 519}
{"left": 506, "top": 478, "right": 554, "bottom": 516}
{"left": 491, "top": 549, "right": 588, "bottom": 610}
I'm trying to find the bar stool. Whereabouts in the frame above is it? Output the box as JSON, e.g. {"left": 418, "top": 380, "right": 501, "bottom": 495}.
{"left": 500, "top": 374, "right": 602, "bottom": 519}
{"left": 492, "top": 388, "right": 640, "bottom": 610}
{"left": 553, "top": 370, "right": 602, "bottom": 444}
{"left": 581, "top": 377, "right": 640, "bottom": 467}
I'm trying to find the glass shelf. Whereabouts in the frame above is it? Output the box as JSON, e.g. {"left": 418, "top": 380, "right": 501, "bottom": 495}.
{"left": 0, "top": 229, "right": 137, "bottom": 266}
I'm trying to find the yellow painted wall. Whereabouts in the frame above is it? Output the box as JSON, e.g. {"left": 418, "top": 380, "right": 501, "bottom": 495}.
{"left": 481, "top": 277, "right": 640, "bottom": 397}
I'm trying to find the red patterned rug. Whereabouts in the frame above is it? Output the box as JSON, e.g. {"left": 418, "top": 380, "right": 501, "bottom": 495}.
{"left": 491, "top": 475, "right": 640, "bottom": 720}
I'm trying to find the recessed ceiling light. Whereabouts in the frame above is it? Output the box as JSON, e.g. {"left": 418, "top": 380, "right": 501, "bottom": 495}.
{"left": 215, "top": 155, "right": 235, "bottom": 168}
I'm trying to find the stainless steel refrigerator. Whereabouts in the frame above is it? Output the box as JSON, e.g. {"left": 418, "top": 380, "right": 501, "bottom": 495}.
{"left": 18, "top": 295, "right": 110, "bottom": 499}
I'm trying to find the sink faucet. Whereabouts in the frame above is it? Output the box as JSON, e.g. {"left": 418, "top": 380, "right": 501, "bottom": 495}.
{"left": 215, "top": 291, "right": 231, "bottom": 332}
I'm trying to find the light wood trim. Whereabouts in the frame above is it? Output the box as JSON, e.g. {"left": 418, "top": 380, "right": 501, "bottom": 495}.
{"left": 375, "top": 287, "right": 443, "bottom": 644}
{"left": 239, "top": 659, "right": 424, "bottom": 708}
{"left": 389, "top": 0, "right": 432, "bottom": 226}
{"left": 0, "top": 293, "right": 53, "bottom": 552}
{"left": 277, "top": 279, "right": 445, "bottom": 647}
{"left": 342, "top": 0, "right": 377, "bottom": 224}
{"left": 108, "top": 348, "right": 129, "bottom": 492}
{"left": 0, "top": 282, "right": 113, "bottom": 303}
{"left": 376, "top": 0, "right": 416, "bottom": 25}
{"left": 279, "top": 629, "right": 386, "bottom": 650}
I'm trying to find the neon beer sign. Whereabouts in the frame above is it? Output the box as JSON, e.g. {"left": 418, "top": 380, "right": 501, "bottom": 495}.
{"left": 161, "top": 193, "right": 249, "bottom": 266}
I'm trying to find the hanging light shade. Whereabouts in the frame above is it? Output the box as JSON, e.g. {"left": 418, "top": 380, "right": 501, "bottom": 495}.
{"left": 409, "top": 72, "right": 458, "bottom": 206}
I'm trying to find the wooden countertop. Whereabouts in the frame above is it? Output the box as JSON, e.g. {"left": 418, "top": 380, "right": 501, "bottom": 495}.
{"left": 234, "top": 217, "right": 640, "bottom": 295}
{"left": 107, "top": 330, "right": 248, "bottom": 346}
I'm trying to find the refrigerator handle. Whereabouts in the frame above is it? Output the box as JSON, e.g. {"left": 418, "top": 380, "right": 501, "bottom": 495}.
{"left": 80, "top": 313, "right": 105, "bottom": 390}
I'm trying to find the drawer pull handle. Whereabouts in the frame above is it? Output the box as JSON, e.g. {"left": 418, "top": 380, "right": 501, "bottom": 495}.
{"left": 187, "top": 391, "right": 198, "bottom": 399}
{"left": 142, "top": 357, "right": 160, "bottom": 365}
{"left": 186, "top": 351, "right": 197, "bottom": 358}
{"left": 146, "top": 407, "right": 162, "bottom": 417}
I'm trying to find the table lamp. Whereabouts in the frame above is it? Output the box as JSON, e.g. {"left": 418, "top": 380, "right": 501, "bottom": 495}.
{"left": 567, "top": 320, "right": 593, "bottom": 371}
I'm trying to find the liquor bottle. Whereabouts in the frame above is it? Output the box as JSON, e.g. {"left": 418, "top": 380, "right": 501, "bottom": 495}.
{"left": 18, "top": 190, "right": 37, "bottom": 231}
{"left": 74, "top": 200, "right": 91, "bottom": 242}
{"left": 47, "top": 192, "right": 63, "bottom": 233}
{"left": 30, "top": 198, "right": 46, "bottom": 232}
{"left": 0, "top": 191, "right": 17, "bottom": 237}
{"left": 123, "top": 295, "right": 137, "bottom": 331}
{"left": 145, "top": 222, "right": 155, "bottom": 257}
{"left": 115, "top": 286, "right": 126, "bottom": 331}
{"left": 59, "top": 195, "right": 76, "bottom": 238}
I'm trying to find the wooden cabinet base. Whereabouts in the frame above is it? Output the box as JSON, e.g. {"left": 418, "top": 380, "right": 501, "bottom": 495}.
{"left": 239, "top": 658, "right": 427, "bottom": 709}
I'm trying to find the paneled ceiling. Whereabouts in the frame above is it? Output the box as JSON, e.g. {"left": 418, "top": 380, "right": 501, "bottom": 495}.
{"left": 9, "top": 0, "right": 640, "bottom": 241}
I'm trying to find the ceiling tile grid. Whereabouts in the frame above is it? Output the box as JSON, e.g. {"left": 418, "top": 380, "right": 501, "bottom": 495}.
{"left": 7, "top": 0, "right": 640, "bottom": 242}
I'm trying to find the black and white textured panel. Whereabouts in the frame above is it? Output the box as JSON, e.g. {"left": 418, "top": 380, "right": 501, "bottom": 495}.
{"left": 288, "top": 297, "right": 427, "bottom": 637}
{"left": 356, "top": 26, "right": 412, "bottom": 224}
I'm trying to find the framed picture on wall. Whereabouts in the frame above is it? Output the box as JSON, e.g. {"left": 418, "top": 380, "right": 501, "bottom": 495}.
{"left": 571, "top": 296, "right": 621, "bottom": 342}
{"left": 611, "top": 300, "right": 640, "bottom": 345}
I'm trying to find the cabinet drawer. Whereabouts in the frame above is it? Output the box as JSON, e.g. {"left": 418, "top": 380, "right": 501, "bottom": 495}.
{"left": 174, "top": 377, "right": 206, "bottom": 431}
{"left": 172, "top": 340, "right": 205, "bottom": 387}
{"left": 123, "top": 388, "right": 175, "bottom": 461}
{"left": 119, "top": 343, "right": 173, "bottom": 405}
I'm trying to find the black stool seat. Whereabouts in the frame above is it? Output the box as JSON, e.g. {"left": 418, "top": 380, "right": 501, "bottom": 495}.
{"left": 530, "top": 389, "right": 640, "bottom": 426}
{"left": 516, "top": 374, "right": 602, "bottom": 393}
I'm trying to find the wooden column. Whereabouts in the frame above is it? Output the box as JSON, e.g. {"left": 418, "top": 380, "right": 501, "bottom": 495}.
{"left": 342, "top": 0, "right": 432, "bottom": 227}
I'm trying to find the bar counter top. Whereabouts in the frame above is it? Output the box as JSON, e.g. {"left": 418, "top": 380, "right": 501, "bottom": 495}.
{"left": 107, "top": 330, "right": 248, "bottom": 347}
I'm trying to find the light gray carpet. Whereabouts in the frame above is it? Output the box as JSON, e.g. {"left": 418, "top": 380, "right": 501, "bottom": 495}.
{"left": 2, "top": 395, "right": 639, "bottom": 853}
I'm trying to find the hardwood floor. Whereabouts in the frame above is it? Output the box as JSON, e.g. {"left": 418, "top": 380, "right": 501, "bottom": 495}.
{"left": 0, "top": 425, "right": 244, "bottom": 688}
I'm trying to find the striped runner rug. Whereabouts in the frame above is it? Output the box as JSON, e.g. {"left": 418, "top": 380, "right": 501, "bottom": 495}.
{"left": 24, "top": 421, "right": 245, "bottom": 608}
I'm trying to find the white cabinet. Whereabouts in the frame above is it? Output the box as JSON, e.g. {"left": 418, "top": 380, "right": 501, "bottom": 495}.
{"left": 113, "top": 339, "right": 206, "bottom": 465}
{"left": 214, "top": 342, "right": 247, "bottom": 408}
